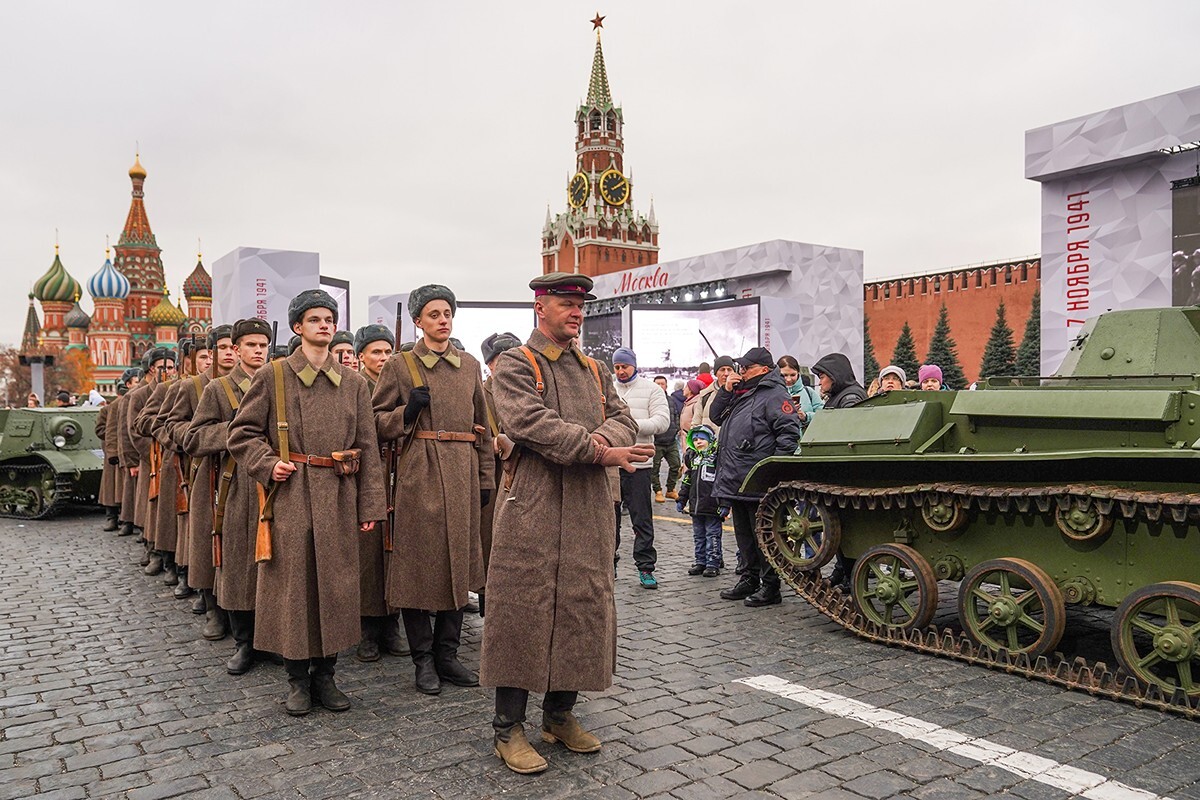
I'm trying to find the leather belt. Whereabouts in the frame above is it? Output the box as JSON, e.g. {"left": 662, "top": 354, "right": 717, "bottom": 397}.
{"left": 414, "top": 430, "right": 477, "bottom": 443}
{"left": 290, "top": 453, "right": 335, "bottom": 467}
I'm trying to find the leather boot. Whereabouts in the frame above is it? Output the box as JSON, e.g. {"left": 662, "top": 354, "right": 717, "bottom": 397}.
{"left": 719, "top": 574, "right": 759, "bottom": 601}
{"left": 103, "top": 506, "right": 119, "bottom": 532}
{"left": 202, "top": 591, "right": 228, "bottom": 640}
{"left": 226, "top": 610, "right": 255, "bottom": 675}
{"left": 284, "top": 658, "right": 312, "bottom": 716}
{"left": 161, "top": 557, "right": 178, "bottom": 587}
{"left": 379, "top": 613, "right": 410, "bottom": 657}
{"left": 401, "top": 608, "right": 440, "bottom": 695}
{"left": 144, "top": 551, "right": 163, "bottom": 576}
{"left": 434, "top": 610, "right": 478, "bottom": 687}
{"left": 173, "top": 568, "right": 193, "bottom": 598}
{"left": 494, "top": 726, "right": 548, "bottom": 774}
{"left": 119, "top": 521, "right": 135, "bottom": 537}
{"left": 477, "top": 590, "right": 485, "bottom": 618}
{"left": 542, "top": 710, "right": 602, "bottom": 753}
{"left": 355, "top": 617, "right": 381, "bottom": 663}
{"left": 311, "top": 656, "right": 350, "bottom": 712}
{"left": 744, "top": 574, "right": 783, "bottom": 608}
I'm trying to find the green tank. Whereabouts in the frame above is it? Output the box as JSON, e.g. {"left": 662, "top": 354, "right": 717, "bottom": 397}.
{"left": 747, "top": 306, "right": 1200, "bottom": 714}
{"left": 0, "top": 406, "right": 103, "bottom": 519}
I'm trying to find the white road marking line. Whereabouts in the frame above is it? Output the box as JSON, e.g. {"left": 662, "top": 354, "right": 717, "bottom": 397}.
{"left": 734, "top": 674, "right": 1169, "bottom": 800}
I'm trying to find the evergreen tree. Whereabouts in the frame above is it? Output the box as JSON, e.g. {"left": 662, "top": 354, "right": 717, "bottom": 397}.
{"left": 923, "top": 304, "right": 968, "bottom": 390}
{"left": 863, "top": 315, "right": 880, "bottom": 381}
{"left": 979, "top": 300, "right": 1017, "bottom": 379}
{"left": 1014, "top": 291, "right": 1041, "bottom": 377}
{"left": 890, "top": 322, "right": 919, "bottom": 380}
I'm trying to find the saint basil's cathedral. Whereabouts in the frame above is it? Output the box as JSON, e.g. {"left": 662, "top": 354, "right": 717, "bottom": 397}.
{"left": 20, "top": 155, "right": 212, "bottom": 393}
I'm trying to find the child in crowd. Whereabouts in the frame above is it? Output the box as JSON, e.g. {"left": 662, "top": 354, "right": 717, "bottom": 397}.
{"left": 677, "top": 425, "right": 722, "bottom": 577}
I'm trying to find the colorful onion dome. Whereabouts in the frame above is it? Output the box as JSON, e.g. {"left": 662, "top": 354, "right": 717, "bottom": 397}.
{"left": 33, "top": 250, "right": 82, "bottom": 303}
{"left": 87, "top": 256, "right": 131, "bottom": 300}
{"left": 149, "top": 289, "right": 186, "bottom": 327}
{"left": 182, "top": 258, "right": 212, "bottom": 298}
{"left": 65, "top": 301, "right": 91, "bottom": 329}
{"left": 129, "top": 155, "right": 147, "bottom": 179}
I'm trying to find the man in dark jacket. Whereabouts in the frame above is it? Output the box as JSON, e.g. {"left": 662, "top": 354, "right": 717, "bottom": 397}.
{"left": 651, "top": 378, "right": 683, "bottom": 502}
{"left": 811, "top": 352, "right": 867, "bottom": 588}
{"left": 811, "top": 353, "right": 867, "bottom": 409}
{"left": 710, "top": 347, "right": 802, "bottom": 607}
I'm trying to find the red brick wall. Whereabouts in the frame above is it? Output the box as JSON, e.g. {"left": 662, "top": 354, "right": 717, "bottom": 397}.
{"left": 864, "top": 259, "right": 1040, "bottom": 385}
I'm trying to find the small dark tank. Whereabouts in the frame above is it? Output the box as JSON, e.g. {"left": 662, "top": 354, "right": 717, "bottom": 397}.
{"left": 0, "top": 406, "right": 103, "bottom": 519}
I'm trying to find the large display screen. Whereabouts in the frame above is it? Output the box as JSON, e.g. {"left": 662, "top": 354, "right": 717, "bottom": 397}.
{"left": 452, "top": 302, "right": 535, "bottom": 375}
{"left": 320, "top": 275, "right": 351, "bottom": 331}
{"left": 1171, "top": 178, "right": 1200, "bottom": 306}
{"left": 581, "top": 313, "right": 622, "bottom": 365}
{"left": 629, "top": 299, "right": 759, "bottom": 378}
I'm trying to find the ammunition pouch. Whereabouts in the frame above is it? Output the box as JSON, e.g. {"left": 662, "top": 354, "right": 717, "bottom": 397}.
{"left": 331, "top": 449, "right": 362, "bottom": 476}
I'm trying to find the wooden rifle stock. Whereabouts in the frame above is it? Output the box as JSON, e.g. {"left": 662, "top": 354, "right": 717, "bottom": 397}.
{"left": 147, "top": 442, "right": 161, "bottom": 501}
{"left": 175, "top": 454, "right": 189, "bottom": 514}
{"left": 255, "top": 483, "right": 275, "bottom": 563}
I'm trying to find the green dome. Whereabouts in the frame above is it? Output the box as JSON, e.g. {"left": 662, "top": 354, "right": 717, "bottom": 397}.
{"left": 149, "top": 289, "right": 187, "bottom": 327}
{"left": 33, "top": 251, "right": 82, "bottom": 303}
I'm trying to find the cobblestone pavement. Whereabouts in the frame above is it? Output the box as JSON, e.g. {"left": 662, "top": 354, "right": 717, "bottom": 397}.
{"left": 2, "top": 508, "right": 1199, "bottom": 800}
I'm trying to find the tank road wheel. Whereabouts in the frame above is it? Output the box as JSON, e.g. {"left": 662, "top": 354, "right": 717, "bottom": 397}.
{"left": 1112, "top": 582, "right": 1200, "bottom": 698}
{"left": 851, "top": 544, "right": 939, "bottom": 631}
{"left": 1055, "top": 499, "right": 1113, "bottom": 544}
{"left": 922, "top": 497, "right": 967, "bottom": 534}
{"left": 759, "top": 488, "right": 841, "bottom": 571}
{"left": 957, "top": 558, "right": 1066, "bottom": 657}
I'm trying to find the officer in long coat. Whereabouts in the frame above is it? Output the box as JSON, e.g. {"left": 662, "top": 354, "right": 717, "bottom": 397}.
{"left": 481, "top": 273, "right": 650, "bottom": 774}
{"left": 95, "top": 398, "right": 119, "bottom": 531}
{"left": 125, "top": 349, "right": 175, "bottom": 571}
{"left": 374, "top": 285, "right": 494, "bottom": 695}
{"left": 350, "top": 324, "right": 407, "bottom": 663}
{"left": 185, "top": 319, "right": 271, "bottom": 668}
{"left": 115, "top": 368, "right": 143, "bottom": 537}
{"left": 228, "top": 292, "right": 386, "bottom": 716}
{"left": 168, "top": 325, "right": 235, "bottom": 617}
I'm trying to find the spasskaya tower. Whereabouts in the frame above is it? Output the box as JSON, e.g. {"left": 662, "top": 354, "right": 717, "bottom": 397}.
{"left": 541, "top": 14, "right": 659, "bottom": 277}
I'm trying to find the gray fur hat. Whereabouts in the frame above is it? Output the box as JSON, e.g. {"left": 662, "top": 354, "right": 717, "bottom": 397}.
{"left": 331, "top": 330, "right": 354, "bottom": 348}
{"left": 482, "top": 331, "right": 522, "bottom": 364}
{"left": 287, "top": 289, "right": 339, "bottom": 328}
{"left": 408, "top": 284, "right": 457, "bottom": 320}
{"left": 207, "top": 324, "right": 234, "bottom": 350}
{"left": 288, "top": 335, "right": 302, "bottom": 354}
{"left": 354, "top": 324, "right": 395, "bottom": 355}
{"left": 230, "top": 319, "right": 269, "bottom": 344}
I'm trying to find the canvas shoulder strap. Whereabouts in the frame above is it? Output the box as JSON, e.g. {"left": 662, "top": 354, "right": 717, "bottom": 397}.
{"left": 191, "top": 375, "right": 204, "bottom": 404}
{"left": 272, "top": 359, "right": 289, "bottom": 463}
{"left": 518, "top": 346, "right": 545, "bottom": 394}
{"left": 217, "top": 376, "right": 240, "bottom": 411}
{"left": 401, "top": 350, "right": 424, "bottom": 387}
{"left": 585, "top": 356, "right": 606, "bottom": 408}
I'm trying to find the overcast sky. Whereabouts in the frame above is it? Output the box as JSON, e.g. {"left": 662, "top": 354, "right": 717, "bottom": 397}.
{"left": 3, "top": 1, "right": 1199, "bottom": 345}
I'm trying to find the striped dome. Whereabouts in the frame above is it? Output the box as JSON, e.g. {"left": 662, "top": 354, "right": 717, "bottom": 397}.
{"left": 87, "top": 257, "right": 131, "bottom": 300}
{"left": 149, "top": 290, "right": 187, "bottom": 326}
{"left": 183, "top": 259, "right": 212, "bottom": 298}
{"left": 33, "top": 252, "right": 82, "bottom": 303}
{"left": 65, "top": 302, "right": 91, "bottom": 329}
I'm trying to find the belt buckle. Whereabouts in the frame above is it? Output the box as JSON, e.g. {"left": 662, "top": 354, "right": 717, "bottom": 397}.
{"left": 436, "top": 430, "right": 448, "bottom": 441}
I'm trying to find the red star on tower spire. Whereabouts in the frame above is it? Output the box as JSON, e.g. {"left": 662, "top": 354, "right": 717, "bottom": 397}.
{"left": 591, "top": 12, "right": 605, "bottom": 31}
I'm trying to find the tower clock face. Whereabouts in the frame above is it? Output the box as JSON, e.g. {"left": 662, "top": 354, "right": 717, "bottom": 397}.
{"left": 568, "top": 172, "right": 589, "bottom": 208}
{"left": 599, "top": 169, "right": 629, "bottom": 206}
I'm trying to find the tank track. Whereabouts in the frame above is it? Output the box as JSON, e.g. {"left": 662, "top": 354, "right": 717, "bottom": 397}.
{"left": 757, "top": 480, "right": 1200, "bottom": 720}
{"left": 0, "top": 462, "right": 72, "bottom": 520}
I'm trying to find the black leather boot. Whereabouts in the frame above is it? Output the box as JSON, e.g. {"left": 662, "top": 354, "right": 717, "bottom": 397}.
{"left": 202, "top": 591, "right": 228, "bottom": 640}
{"left": 103, "top": 506, "right": 119, "bottom": 532}
{"left": 190, "top": 592, "right": 206, "bottom": 615}
{"left": 173, "top": 567, "right": 193, "bottom": 598}
{"left": 226, "top": 610, "right": 255, "bottom": 675}
{"left": 719, "top": 574, "right": 760, "bottom": 601}
{"left": 379, "top": 613, "right": 409, "bottom": 657}
{"left": 311, "top": 656, "right": 350, "bottom": 712}
{"left": 401, "top": 608, "right": 441, "bottom": 695}
{"left": 119, "top": 520, "right": 135, "bottom": 537}
{"left": 161, "top": 556, "right": 178, "bottom": 586}
{"left": 355, "top": 617, "right": 381, "bottom": 663}
{"left": 144, "top": 550, "right": 163, "bottom": 575}
{"left": 284, "top": 658, "right": 312, "bottom": 716}
{"left": 477, "top": 590, "right": 486, "bottom": 618}
{"left": 434, "top": 610, "right": 478, "bottom": 687}
{"left": 744, "top": 574, "right": 783, "bottom": 607}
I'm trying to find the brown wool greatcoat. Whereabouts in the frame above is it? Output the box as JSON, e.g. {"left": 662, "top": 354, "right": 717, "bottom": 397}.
{"left": 123, "top": 381, "right": 156, "bottom": 533}
{"left": 186, "top": 366, "right": 258, "bottom": 609}
{"left": 97, "top": 404, "right": 118, "bottom": 507}
{"left": 480, "top": 376, "right": 504, "bottom": 576}
{"left": 479, "top": 329, "right": 637, "bottom": 694}
{"left": 227, "top": 349, "right": 387, "bottom": 659}
{"left": 164, "top": 375, "right": 209, "bottom": 573}
{"left": 373, "top": 340, "right": 494, "bottom": 612}
{"left": 358, "top": 373, "right": 387, "bottom": 617}
{"left": 139, "top": 379, "right": 180, "bottom": 553}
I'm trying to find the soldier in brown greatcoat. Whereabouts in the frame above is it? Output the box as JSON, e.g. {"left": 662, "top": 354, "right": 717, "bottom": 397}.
{"left": 477, "top": 331, "right": 523, "bottom": 616}
{"left": 481, "top": 272, "right": 650, "bottom": 774}
{"left": 115, "top": 368, "right": 143, "bottom": 538}
{"left": 186, "top": 320, "right": 271, "bottom": 668}
{"left": 124, "top": 349, "right": 176, "bottom": 570}
{"left": 228, "top": 291, "right": 386, "bottom": 716}
{"left": 136, "top": 349, "right": 181, "bottom": 580}
{"left": 374, "top": 285, "right": 494, "bottom": 696}
{"left": 350, "top": 324, "right": 408, "bottom": 663}
{"left": 95, "top": 398, "right": 119, "bottom": 532}
{"left": 168, "top": 326, "right": 234, "bottom": 614}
